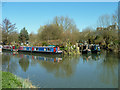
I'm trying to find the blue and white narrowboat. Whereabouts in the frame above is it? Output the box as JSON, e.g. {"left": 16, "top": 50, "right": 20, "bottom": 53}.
{"left": 18, "top": 46, "right": 62, "bottom": 54}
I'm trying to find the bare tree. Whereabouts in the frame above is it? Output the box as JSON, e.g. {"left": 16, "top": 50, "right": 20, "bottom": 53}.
{"left": 2, "top": 18, "right": 16, "bottom": 44}
{"left": 97, "top": 14, "right": 111, "bottom": 28}
{"left": 40, "top": 24, "right": 62, "bottom": 40}
{"left": 53, "top": 16, "right": 79, "bottom": 43}
{"left": 111, "top": 10, "right": 118, "bottom": 25}
{"left": 53, "top": 16, "right": 74, "bottom": 32}
{"left": 8, "top": 31, "right": 19, "bottom": 44}
{"left": 38, "top": 25, "right": 45, "bottom": 41}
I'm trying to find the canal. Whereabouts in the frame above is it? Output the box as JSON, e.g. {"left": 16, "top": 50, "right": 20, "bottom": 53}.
{"left": 2, "top": 50, "right": 118, "bottom": 88}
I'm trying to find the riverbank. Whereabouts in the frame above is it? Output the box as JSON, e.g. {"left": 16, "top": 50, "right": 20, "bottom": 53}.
{"left": 1, "top": 71, "right": 36, "bottom": 88}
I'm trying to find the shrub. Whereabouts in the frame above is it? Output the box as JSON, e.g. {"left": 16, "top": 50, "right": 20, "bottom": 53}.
{"left": 42, "top": 42, "right": 48, "bottom": 46}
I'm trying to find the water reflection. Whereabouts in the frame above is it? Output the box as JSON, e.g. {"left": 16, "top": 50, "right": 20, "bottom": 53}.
{"left": 3, "top": 52, "right": 63, "bottom": 63}
{"left": 96, "top": 51, "right": 118, "bottom": 87}
{"left": 38, "top": 55, "right": 80, "bottom": 78}
{"left": 82, "top": 53, "right": 101, "bottom": 63}
{"left": 2, "top": 52, "right": 19, "bottom": 73}
{"left": 2, "top": 51, "right": 118, "bottom": 88}
{"left": 19, "top": 58, "right": 29, "bottom": 72}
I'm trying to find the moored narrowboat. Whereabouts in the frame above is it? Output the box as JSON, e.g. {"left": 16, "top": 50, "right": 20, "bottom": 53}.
{"left": 91, "top": 45, "right": 100, "bottom": 53}
{"left": 2, "top": 45, "right": 18, "bottom": 52}
{"left": 2, "top": 45, "right": 13, "bottom": 51}
{"left": 82, "top": 45, "right": 91, "bottom": 54}
{"left": 18, "top": 46, "right": 32, "bottom": 52}
{"left": 12, "top": 46, "right": 18, "bottom": 52}
{"left": 18, "top": 46, "right": 62, "bottom": 54}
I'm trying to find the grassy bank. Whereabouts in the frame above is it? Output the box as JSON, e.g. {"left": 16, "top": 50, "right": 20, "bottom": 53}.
{"left": 1, "top": 71, "right": 36, "bottom": 88}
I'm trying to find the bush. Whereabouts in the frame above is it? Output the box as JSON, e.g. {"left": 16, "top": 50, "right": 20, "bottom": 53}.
{"left": 42, "top": 42, "right": 48, "bottom": 46}
{"left": 60, "top": 46, "right": 64, "bottom": 48}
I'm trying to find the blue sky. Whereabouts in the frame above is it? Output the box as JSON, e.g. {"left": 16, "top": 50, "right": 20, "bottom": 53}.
{"left": 2, "top": 2, "right": 118, "bottom": 33}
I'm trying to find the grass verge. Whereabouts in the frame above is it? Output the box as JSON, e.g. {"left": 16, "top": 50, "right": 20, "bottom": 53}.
{"left": 1, "top": 71, "right": 36, "bottom": 88}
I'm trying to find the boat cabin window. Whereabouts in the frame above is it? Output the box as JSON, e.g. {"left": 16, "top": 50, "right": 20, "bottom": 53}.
{"left": 47, "top": 48, "right": 50, "bottom": 51}
{"left": 44, "top": 48, "right": 46, "bottom": 51}
{"left": 36, "top": 48, "right": 38, "bottom": 51}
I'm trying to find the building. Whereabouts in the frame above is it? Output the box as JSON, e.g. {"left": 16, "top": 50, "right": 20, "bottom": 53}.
{"left": 97, "top": 23, "right": 118, "bottom": 31}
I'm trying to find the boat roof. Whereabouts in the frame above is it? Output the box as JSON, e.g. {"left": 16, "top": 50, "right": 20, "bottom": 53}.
{"left": 48, "top": 45, "right": 56, "bottom": 47}
{"left": 20, "top": 46, "right": 56, "bottom": 48}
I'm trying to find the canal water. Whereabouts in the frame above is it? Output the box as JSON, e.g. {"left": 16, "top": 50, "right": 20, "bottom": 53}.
{"left": 2, "top": 51, "right": 118, "bottom": 88}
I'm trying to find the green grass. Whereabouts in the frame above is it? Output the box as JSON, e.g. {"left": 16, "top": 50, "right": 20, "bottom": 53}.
{"left": 2, "top": 71, "right": 22, "bottom": 88}
{"left": 1, "top": 71, "right": 36, "bottom": 88}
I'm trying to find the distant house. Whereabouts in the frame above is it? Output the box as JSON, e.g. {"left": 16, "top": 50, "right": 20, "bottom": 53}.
{"left": 107, "top": 24, "right": 118, "bottom": 31}
{"left": 97, "top": 24, "right": 118, "bottom": 31}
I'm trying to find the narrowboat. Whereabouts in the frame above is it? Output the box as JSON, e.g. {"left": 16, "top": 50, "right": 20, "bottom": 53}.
{"left": 91, "top": 45, "right": 100, "bottom": 53}
{"left": 18, "top": 46, "right": 32, "bottom": 52}
{"left": 3, "top": 45, "right": 62, "bottom": 54}
{"left": 2, "top": 45, "right": 12, "bottom": 51}
{"left": 82, "top": 45, "right": 91, "bottom": 54}
{"left": 12, "top": 46, "right": 18, "bottom": 52}
{"left": 18, "top": 46, "right": 62, "bottom": 54}
{"left": 3, "top": 45, "right": 18, "bottom": 52}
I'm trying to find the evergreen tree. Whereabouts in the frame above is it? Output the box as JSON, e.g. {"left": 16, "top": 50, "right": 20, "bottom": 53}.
{"left": 19, "top": 27, "right": 29, "bottom": 43}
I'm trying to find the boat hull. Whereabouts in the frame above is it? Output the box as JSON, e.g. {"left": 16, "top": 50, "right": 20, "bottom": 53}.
{"left": 3, "top": 48, "right": 18, "bottom": 52}
{"left": 18, "top": 50, "right": 62, "bottom": 54}
{"left": 2, "top": 48, "right": 12, "bottom": 51}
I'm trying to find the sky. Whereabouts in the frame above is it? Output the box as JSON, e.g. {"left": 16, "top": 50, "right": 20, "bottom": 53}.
{"left": 2, "top": 2, "right": 118, "bottom": 34}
